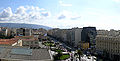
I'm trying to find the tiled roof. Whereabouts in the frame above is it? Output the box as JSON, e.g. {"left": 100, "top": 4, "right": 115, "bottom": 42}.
{"left": 14, "top": 36, "right": 34, "bottom": 38}
{"left": 0, "top": 36, "right": 38, "bottom": 45}
{"left": 0, "top": 41, "right": 16, "bottom": 45}
{"left": 0, "top": 38, "right": 18, "bottom": 45}
{"left": 14, "top": 36, "right": 39, "bottom": 41}
{"left": 21, "top": 38, "right": 38, "bottom": 41}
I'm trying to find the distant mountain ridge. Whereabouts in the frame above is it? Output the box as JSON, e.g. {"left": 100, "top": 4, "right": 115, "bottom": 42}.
{"left": 0, "top": 23, "right": 52, "bottom": 30}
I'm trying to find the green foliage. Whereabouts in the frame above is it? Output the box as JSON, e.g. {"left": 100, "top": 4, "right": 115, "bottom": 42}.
{"left": 77, "top": 50, "right": 83, "bottom": 60}
{"left": 51, "top": 49, "right": 65, "bottom": 52}
{"left": 53, "top": 49, "right": 70, "bottom": 60}
{"left": 43, "top": 42, "right": 56, "bottom": 47}
{"left": 59, "top": 54, "right": 70, "bottom": 60}
{"left": 54, "top": 54, "right": 70, "bottom": 60}
{"left": 57, "top": 50, "right": 63, "bottom": 59}
{"left": 77, "top": 50, "right": 83, "bottom": 55}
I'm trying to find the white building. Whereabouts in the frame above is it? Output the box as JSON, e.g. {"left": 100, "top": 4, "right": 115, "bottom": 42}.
{"left": 72, "top": 28, "right": 83, "bottom": 47}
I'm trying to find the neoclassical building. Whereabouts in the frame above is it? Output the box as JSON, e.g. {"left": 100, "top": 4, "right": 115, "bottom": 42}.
{"left": 96, "top": 35, "right": 120, "bottom": 60}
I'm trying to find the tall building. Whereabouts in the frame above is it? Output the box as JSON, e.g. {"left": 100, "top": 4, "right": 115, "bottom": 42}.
{"left": 5, "top": 28, "right": 12, "bottom": 37}
{"left": 25, "top": 29, "right": 32, "bottom": 36}
{"left": 66, "top": 29, "right": 72, "bottom": 45}
{"left": 71, "top": 28, "right": 83, "bottom": 47}
{"left": 48, "top": 28, "right": 83, "bottom": 47}
{"left": 0, "top": 28, "right": 7, "bottom": 36}
{"left": 16, "top": 28, "right": 32, "bottom": 36}
{"left": 81, "top": 27, "right": 97, "bottom": 45}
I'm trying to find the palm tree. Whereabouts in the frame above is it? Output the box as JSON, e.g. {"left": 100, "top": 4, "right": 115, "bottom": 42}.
{"left": 77, "top": 50, "right": 83, "bottom": 61}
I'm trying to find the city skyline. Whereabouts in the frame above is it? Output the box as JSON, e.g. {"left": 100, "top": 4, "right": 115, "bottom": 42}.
{"left": 0, "top": 0, "right": 120, "bottom": 30}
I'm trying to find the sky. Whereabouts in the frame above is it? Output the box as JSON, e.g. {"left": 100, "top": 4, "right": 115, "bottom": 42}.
{"left": 0, "top": 0, "right": 120, "bottom": 30}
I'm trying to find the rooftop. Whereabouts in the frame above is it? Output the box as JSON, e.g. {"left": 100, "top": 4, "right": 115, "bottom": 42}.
{"left": 0, "top": 38, "right": 18, "bottom": 45}
{"left": 0, "top": 36, "right": 39, "bottom": 45}
{"left": 14, "top": 36, "right": 34, "bottom": 39}
{"left": 15, "top": 36, "right": 39, "bottom": 41}
{"left": 0, "top": 46, "right": 52, "bottom": 61}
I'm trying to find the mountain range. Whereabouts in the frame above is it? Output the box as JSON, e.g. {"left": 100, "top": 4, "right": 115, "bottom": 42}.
{"left": 0, "top": 23, "right": 52, "bottom": 30}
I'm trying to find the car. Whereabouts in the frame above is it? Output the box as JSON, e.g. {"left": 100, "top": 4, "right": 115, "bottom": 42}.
{"left": 93, "top": 56, "right": 97, "bottom": 60}
{"left": 87, "top": 56, "right": 91, "bottom": 59}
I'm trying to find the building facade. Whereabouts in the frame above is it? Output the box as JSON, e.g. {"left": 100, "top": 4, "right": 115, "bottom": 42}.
{"left": 48, "top": 28, "right": 83, "bottom": 47}
{"left": 16, "top": 28, "right": 32, "bottom": 36}
{"left": 14, "top": 36, "right": 39, "bottom": 48}
{"left": 81, "top": 27, "right": 97, "bottom": 46}
{"left": 71, "top": 28, "right": 83, "bottom": 47}
{"left": 96, "top": 35, "right": 120, "bottom": 60}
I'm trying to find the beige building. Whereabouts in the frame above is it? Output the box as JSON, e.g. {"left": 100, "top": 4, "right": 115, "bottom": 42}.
{"left": 78, "top": 42, "right": 89, "bottom": 50}
{"left": 47, "top": 28, "right": 67, "bottom": 42}
{"left": 14, "top": 36, "right": 39, "bottom": 48}
{"left": 12, "top": 39, "right": 22, "bottom": 46}
{"left": 0, "top": 36, "right": 39, "bottom": 48}
{"left": 21, "top": 38, "right": 39, "bottom": 47}
{"left": 32, "top": 28, "right": 47, "bottom": 36}
{"left": 97, "top": 29, "right": 120, "bottom": 36}
{"left": 96, "top": 35, "right": 120, "bottom": 60}
{"left": 47, "top": 28, "right": 83, "bottom": 47}
{"left": 97, "top": 30, "right": 109, "bottom": 35}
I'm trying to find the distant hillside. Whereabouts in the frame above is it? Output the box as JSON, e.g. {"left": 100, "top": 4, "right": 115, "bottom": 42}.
{"left": 0, "top": 23, "right": 52, "bottom": 30}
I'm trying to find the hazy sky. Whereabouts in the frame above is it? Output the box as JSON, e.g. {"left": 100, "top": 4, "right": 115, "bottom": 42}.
{"left": 0, "top": 0, "right": 120, "bottom": 30}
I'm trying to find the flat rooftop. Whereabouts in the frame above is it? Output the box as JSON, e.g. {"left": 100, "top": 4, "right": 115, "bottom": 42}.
{"left": 0, "top": 46, "right": 52, "bottom": 61}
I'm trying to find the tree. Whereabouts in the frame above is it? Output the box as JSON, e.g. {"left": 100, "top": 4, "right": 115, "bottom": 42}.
{"left": 77, "top": 50, "right": 83, "bottom": 61}
{"left": 50, "top": 43, "right": 52, "bottom": 50}
{"left": 57, "top": 50, "right": 62, "bottom": 59}
{"left": 49, "top": 39, "right": 53, "bottom": 50}
{"left": 47, "top": 38, "right": 51, "bottom": 41}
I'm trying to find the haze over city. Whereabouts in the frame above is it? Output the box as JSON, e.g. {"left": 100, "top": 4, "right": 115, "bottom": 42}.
{"left": 0, "top": 0, "right": 120, "bottom": 30}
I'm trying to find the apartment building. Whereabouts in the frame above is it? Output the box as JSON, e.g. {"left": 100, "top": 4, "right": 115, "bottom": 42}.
{"left": 32, "top": 28, "right": 47, "bottom": 37}
{"left": 14, "top": 36, "right": 39, "bottom": 48}
{"left": 97, "top": 30, "right": 109, "bottom": 35}
{"left": 97, "top": 29, "right": 120, "bottom": 36}
{"left": 71, "top": 28, "right": 83, "bottom": 47}
{"left": 81, "top": 27, "right": 97, "bottom": 45}
{"left": 16, "top": 28, "right": 32, "bottom": 36}
{"left": 48, "top": 28, "right": 83, "bottom": 47}
{"left": 21, "top": 38, "right": 39, "bottom": 48}
{"left": 0, "top": 28, "right": 8, "bottom": 36}
{"left": 96, "top": 35, "right": 120, "bottom": 60}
